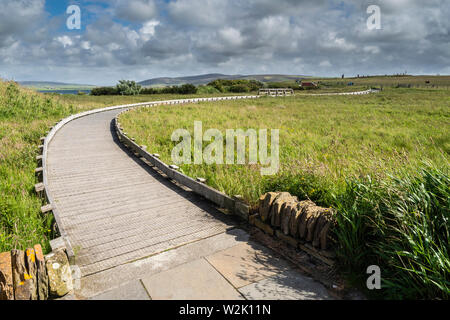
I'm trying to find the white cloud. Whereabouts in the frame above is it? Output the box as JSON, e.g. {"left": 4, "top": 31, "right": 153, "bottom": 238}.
{"left": 218, "top": 28, "right": 244, "bottom": 47}
{"left": 107, "top": 43, "right": 121, "bottom": 51}
{"left": 81, "top": 41, "right": 91, "bottom": 50}
{"left": 139, "top": 20, "right": 160, "bottom": 41}
{"left": 364, "top": 46, "right": 380, "bottom": 54}
{"left": 56, "top": 36, "right": 73, "bottom": 48}
{"left": 321, "top": 32, "right": 357, "bottom": 52}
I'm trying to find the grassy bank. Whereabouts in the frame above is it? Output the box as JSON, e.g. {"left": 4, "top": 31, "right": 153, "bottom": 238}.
{"left": 0, "top": 81, "right": 80, "bottom": 253}
{"left": 119, "top": 88, "right": 449, "bottom": 298}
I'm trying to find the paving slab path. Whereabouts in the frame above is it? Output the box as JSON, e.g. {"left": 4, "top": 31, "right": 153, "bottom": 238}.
{"left": 46, "top": 107, "right": 333, "bottom": 300}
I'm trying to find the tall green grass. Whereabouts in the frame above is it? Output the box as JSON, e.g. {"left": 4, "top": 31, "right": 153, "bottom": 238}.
{"left": 0, "top": 81, "right": 76, "bottom": 253}
{"left": 333, "top": 165, "right": 449, "bottom": 299}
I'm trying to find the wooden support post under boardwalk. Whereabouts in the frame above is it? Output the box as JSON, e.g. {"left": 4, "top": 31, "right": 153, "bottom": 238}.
{"left": 36, "top": 155, "right": 43, "bottom": 167}
{"left": 35, "top": 183, "right": 45, "bottom": 197}
{"left": 35, "top": 167, "right": 43, "bottom": 182}
{"left": 40, "top": 204, "right": 53, "bottom": 214}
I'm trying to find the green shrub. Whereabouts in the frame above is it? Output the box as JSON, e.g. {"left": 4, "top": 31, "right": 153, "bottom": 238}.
{"left": 90, "top": 86, "right": 119, "bottom": 96}
{"left": 266, "top": 81, "right": 300, "bottom": 90}
{"left": 262, "top": 172, "right": 334, "bottom": 207}
{"left": 140, "top": 87, "right": 158, "bottom": 95}
{"left": 197, "top": 85, "right": 221, "bottom": 94}
{"left": 160, "top": 84, "right": 198, "bottom": 95}
{"left": 178, "top": 84, "right": 198, "bottom": 94}
{"left": 116, "top": 80, "right": 142, "bottom": 96}
{"left": 207, "top": 79, "right": 263, "bottom": 93}
{"left": 229, "top": 84, "right": 250, "bottom": 93}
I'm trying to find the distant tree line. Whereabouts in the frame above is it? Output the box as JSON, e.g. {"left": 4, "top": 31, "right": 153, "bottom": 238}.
{"left": 143, "top": 83, "right": 198, "bottom": 95}
{"left": 90, "top": 86, "right": 120, "bottom": 96}
{"left": 91, "top": 80, "right": 142, "bottom": 96}
{"left": 91, "top": 81, "right": 198, "bottom": 96}
{"left": 91, "top": 79, "right": 285, "bottom": 96}
{"left": 207, "top": 79, "right": 264, "bottom": 93}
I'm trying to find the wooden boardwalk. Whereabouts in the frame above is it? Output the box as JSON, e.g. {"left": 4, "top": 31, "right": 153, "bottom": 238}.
{"left": 46, "top": 109, "right": 233, "bottom": 277}
{"left": 44, "top": 98, "right": 345, "bottom": 300}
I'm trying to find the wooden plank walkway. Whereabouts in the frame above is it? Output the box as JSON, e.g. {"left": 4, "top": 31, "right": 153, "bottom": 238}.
{"left": 46, "top": 109, "right": 233, "bottom": 277}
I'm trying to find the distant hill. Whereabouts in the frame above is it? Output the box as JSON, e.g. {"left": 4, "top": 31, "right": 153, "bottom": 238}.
{"left": 19, "top": 81, "right": 96, "bottom": 90}
{"left": 138, "top": 74, "right": 309, "bottom": 87}
{"left": 18, "top": 74, "right": 310, "bottom": 90}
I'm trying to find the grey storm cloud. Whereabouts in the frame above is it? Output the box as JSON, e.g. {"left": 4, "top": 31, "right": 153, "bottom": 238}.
{"left": 114, "top": 0, "right": 158, "bottom": 22}
{"left": 0, "top": 0, "right": 448, "bottom": 85}
{"left": 0, "top": 0, "right": 46, "bottom": 46}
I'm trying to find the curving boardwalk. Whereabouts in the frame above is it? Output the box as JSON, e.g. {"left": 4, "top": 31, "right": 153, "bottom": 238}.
{"left": 47, "top": 109, "right": 232, "bottom": 277}
{"left": 44, "top": 99, "right": 342, "bottom": 300}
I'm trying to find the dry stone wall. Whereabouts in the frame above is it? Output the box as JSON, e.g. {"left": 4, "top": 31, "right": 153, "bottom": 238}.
{"left": 0, "top": 243, "right": 73, "bottom": 300}
{"left": 252, "top": 192, "right": 336, "bottom": 265}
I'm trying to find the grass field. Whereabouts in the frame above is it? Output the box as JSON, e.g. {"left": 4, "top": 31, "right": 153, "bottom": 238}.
{"left": 312, "top": 75, "right": 450, "bottom": 88}
{"left": 119, "top": 88, "right": 449, "bottom": 204}
{"left": 270, "top": 75, "right": 450, "bottom": 93}
{"left": 119, "top": 87, "right": 449, "bottom": 299}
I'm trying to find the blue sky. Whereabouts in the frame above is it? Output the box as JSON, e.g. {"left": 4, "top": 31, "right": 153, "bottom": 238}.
{"left": 0, "top": 0, "right": 448, "bottom": 85}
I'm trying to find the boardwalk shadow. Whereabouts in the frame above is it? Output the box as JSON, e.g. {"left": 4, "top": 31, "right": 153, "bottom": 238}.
{"left": 210, "top": 232, "right": 334, "bottom": 300}
{"left": 109, "top": 119, "right": 236, "bottom": 228}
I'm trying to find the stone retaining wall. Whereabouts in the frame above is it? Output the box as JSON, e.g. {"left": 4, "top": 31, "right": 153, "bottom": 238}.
{"left": 0, "top": 240, "right": 73, "bottom": 300}
{"left": 251, "top": 192, "right": 336, "bottom": 265}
